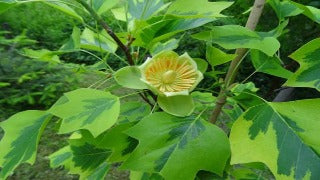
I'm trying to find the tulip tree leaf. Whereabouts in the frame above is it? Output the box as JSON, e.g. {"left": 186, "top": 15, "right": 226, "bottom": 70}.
{"left": 114, "top": 66, "right": 148, "bottom": 89}
{"left": 250, "top": 50, "right": 293, "bottom": 79}
{"left": 0, "top": 111, "right": 52, "bottom": 179}
{"left": 230, "top": 93, "right": 320, "bottom": 179}
{"left": 128, "top": 0, "right": 170, "bottom": 20}
{"left": 50, "top": 147, "right": 110, "bottom": 180}
{"left": 232, "top": 89, "right": 264, "bottom": 110}
{"left": 158, "top": 95, "right": 195, "bottom": 117}
{"left": 49, "top": 122, "right": 137, "bottom": 178}
{"left": 49, "top": 88, "right": 120, "bottom": 137}
{"left": 59, "top": 26, "right": 81, "bottom": 52}
{"left": 88, "top": 0, "right": 119, "bottom": 15}
{"left": 167, "top": 0, "right": 233, "bottom": 18}
{"left": 192, "top": 25, "right": 280, "bottom": 56}
{"left": 289, "top": 1, "right": 320, "bottom": 24}
{"left": 118, "top": 102, "right": 151, "bottom": 123}
{"left": 49, "top": 122, "right": 137, "bottom": 179}
{"left": 150, "top": 39, "right": 179, "bottom": 56}
{"left": 130, "top": 171, "right": 163, "bottom": 180}
{"left": 191, "top": 91, "right": 215, "bottom": 110}
{"left": 268, "top": 0, "right": 303, "bottom": 21}
{"left": 223, "top": 99, "right": 243, "bottom": 123}
{"left": 21, "top": 48, "right": 61, "bottom": 63}
{"left": 49, "top": 133, "right": 111, "bottom": 179}
{"left": 121, "top": 112, "right": 230, "bottom": 180}
{"left": 93, "top": 122, "right": 138, "bottom": 162}
{"left": 285, "top": 38, "right": 320, "bottom": 91}
{"left": 49, "top": 146, "right": 72, "bottom": 168}
{"left": 260, "top": 19, "right": 289, "bottom": 38}
{"left": 80, "top": 28, "right": 118, "bottom": 53}
{"left": 86, "top": 162, "right": 110, "bottom": 180}
{"left": 71, "top": 143, "right": 109, "bottom": 172}
{"left": 229, "top": 162, "right": 271, "bottom": 180}
{"left": 43, "top": 1, "right": 83, "bottom": 22}
{"left": 206, "top": 44, "right": 237, "bottom": 66}
{"left": 193, "top": 58, "right": 208, "bottom": 73}
{"left": 133, "top": 16, "right": 214, "bottom": 48}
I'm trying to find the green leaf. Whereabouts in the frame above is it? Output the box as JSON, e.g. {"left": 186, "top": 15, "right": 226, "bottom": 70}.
{"left": 0, "top": 111, "right": 51, "bottom": 179}
{"left": 50, "top": 122, "right": 137, "bottom": 178}
{"left": 0, "top": 82, "right": 10, "bottom": 88}
{"left": 111, "top": 7, "right": 126, "bottom": 21}
{"left": 0, "top": 0, "right": 17, "bottom": 14}
{"left": 21, "top": 48, "right": 61, "bottom": 63}
{"left": 229, "top": 163, "right": 271, "bottom": 180}
{"left": 158, "top": 95, "right": 195, "bottom": 117}
{"left": 69, "top": 136, "right": 111, "bottom": 176}
{"left": 42, "top": 1, "right": 83, "bottom": 22}
{"left": 88, "top": 0, "right": 119, "bottom": 15}
{"left": 232, "top": 82, "right": 259, "bottom": 94}
{"left": 193, "top": 58, "right": 208, "bottom": 73}
{"left": 94, "top": 122, "right": 138, "bottom": 162}
{"left": 250, "top": 50, "right": 293, "bottom": 79}
{"left": 114, "top": 66, "right": 148, "bottom": 89}
{"left": 167, "top": 0, "right": 233, "bottom": 18}
{"left": 206, "top": 44, "right": 237, "bottom": 67}
{"left": 128, "top": 0, "right": 170, "bottom": 20}
{"left": 231, "top": 83, "right": 264, "bottom": 109}
{"left": 133, "top": 16, "right": 214, "bottom": 48}
{"left": 130, "top": 171, "right": 163, "bottom": 180}
{"left": 192, "top": 91, "right": 215, "bottom": 109}
{"left": 230, "top": 94, "right": 320, "bottom": 179}
{"left": 59, "top": 26, "right": 81, "bottom": 52}
{"left": 205, "top": 70, "right": 225, "bottom": 79}
{"left": 118, "top": 101, "right": 151, "bottom": 123}
{"left": 86, "top": 162, "right": 110, "bottom": 180}
{"left": 192, "top": 25, "right": 280, "bottom": 56}
{"left": 49, "top": 88, "right": 120, "bottom": 137}
{"left": 191, "top": 91, "right": 215, "bottom": 119}
{"left": 80, "top": 28, "right": 118, "bottom": 53}
{"left": 150, "top": 39, "right": 179, "bottom": 56}
{"left": 259, "top": 19, "right": 289, "bottom": 38}
{"left": 285, "top": 38, "right": 320, "bottom": 91}
{"left": 222, "top": 99, "right": 243, "bottom": 125}
{"left": 49, "top": 146, "right": 72, "bottom": 168}
{"left": 49, "top": 132, "right": 111, "bottom": 179}
{"left": 121, "top": 112, "right": 230, "bottom": 180}
{"left": 289, "top": 1, "right": 320, "bottom": 24}
{"left": 268, "top": 0, "right": 303, "bottom": 21}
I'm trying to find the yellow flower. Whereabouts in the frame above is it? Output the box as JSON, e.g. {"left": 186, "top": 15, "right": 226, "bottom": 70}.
{"left": 139, "top": 51, "right": 203, "bottom": 96}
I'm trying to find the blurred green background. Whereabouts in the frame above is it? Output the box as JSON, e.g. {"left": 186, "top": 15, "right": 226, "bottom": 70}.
{"left": 0, "top": 0, "right": 319, "bottom": 179}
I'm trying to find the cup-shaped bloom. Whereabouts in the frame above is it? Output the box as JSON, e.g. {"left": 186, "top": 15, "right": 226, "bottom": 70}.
{"left": 139, "top": 51, "right": 203, "bottom": 97}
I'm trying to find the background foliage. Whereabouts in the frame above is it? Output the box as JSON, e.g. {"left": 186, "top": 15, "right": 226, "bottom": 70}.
{"left": 0, "top": 0, "right": 319, "bottom": 179}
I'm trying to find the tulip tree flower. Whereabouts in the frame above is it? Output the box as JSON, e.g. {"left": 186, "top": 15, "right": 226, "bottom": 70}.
{"left": 139, "top": 51, "right": 203, "bottom": 97}
{"left": 115, "top": 51, "right": 203, "bottom": 117}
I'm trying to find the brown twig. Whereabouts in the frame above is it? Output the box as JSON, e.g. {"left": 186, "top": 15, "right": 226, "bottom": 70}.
{"left": 126, "top": 35, "right": 136, "bottom": 48}
{"left": 140, "top": 92, "right": 154, "bottom": 107}
{"left": 76, "top": 0, "right": 157, "bottom": 107}
{"left": 76, "top": 0, "right": 134, "bottom": 65}
{"left": 209, "top": 0, "right": 266, "bottom": 124}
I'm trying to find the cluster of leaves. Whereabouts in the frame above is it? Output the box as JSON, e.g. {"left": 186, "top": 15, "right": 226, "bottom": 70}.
{"left": 0, "top": 0, "right": 320, "bottom": 180}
